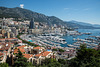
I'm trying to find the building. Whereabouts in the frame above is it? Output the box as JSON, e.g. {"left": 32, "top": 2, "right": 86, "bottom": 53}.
{"left": 1, "top": 29, "right": 6, "bottom": 36}
{"left": 0, "top": 34, "right": 2, "bottom": 38}
{"left": 0, "top": 42, "right": 14, "bottom": 63}
{"left": 13, "top": 45, "right": 53, "bottom": 64}
{"left": 28, "top": 29, "right": 43, "bottom": 34}
{"left": 31, "top": 46, "right": 45, "bottom": 54}
{"left": 30, "top": 46, "right": 53, "bottom": 64}
{"left": 0, "top": 38, "right": 18, "bottom": 43}
{"left": 11, "top": 27, "right": 18, "bottom": 36}
{"left": 33, "top": 51, "right": 52, "bottom": 64}
{"left": 13, "top": 45, "right": 26, "bottom": 54}
{"left": 34, "top": 22, "right": 39, "bottom": 29}
{"left": 10, "top": 33, "right": 15, "bottom": 38}
{"left": 0, "top": 52, "right": 6, "bottom": 63}
{"left": 34, "top": 51, "right": 51, "bottom": 58}
{"left": 7, "top": 31, "right": 10, "bottom": 38}
{"left": 23, "top": 54, "right": 33, "bottom": 62}
{"left": 29, "top": 18, "right": 34, "bottom": 29}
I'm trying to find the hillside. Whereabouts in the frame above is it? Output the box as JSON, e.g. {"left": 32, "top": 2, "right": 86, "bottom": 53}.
{"left": 65, "top": 21, "right": 100, "bottom": 29}
{"left": 0, "top": 7, "right": 66, "bottom": 26}
{"left": 0, "top": 7, "right": 100, "bottom": 29}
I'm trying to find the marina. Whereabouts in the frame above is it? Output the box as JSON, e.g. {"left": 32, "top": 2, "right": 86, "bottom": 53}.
{"left": 20, "top": 29, "right": 100, "bottom": 49}
{"left": 21, "top": 33, "right": 67, "bottom": 48}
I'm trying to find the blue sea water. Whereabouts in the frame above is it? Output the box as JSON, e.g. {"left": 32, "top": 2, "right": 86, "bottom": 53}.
{"left": 61, "top": 29, "right": 100, "bottom": 47}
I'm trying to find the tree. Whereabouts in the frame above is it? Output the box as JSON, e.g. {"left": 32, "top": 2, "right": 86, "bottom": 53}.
{"left": 48, "top": 61, "right": 61, "bottom": 67}
{"left": 0, "top": 63, "right": 8, "bottom": 67}
{"left": 68, "top": 44, "right": 100, "bottom": 67}
{"left": 58, "top": 59, "right": 66, "bottom": 64}
{"left": 79, "top": 44, "right": 87, "bottom": 49}
{"left": 59, "top": 49, "right": 64, "bottom": 52}
{"left": 13, "top": 49, "right": 28, "bottom": 67}
{"left": 52, "top": 48, "right": 57, "bottom": 51}
{"left": 40, "top": 58, "right": 62, "bottom": 67}
{"left": 16, "top": 49, "right": 23, "bottom": 58}
{"left": 27, "top": 62, "right": 34, "bottom": 67}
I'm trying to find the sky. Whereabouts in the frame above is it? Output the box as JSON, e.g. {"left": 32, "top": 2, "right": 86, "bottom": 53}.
{"left": 0, "top": 0, "right": 100, "bottom": 24}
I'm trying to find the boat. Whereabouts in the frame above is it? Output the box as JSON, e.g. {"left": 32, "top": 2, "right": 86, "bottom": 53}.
{"left": 67, "top": 44, "right": 74, "bottom": 47}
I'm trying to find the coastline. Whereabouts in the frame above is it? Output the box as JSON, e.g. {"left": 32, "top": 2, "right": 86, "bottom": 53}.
{"left": 19, "top": 29, "right": 100, "bottom": 50}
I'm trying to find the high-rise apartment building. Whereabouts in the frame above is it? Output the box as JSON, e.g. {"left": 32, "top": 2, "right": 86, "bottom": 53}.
{"left": 29, "top": 18, "right": 34, "bottom": 29}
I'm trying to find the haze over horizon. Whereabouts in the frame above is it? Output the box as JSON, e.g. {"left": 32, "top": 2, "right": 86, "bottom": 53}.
{"left": 0, "top": 0, "right": 100, "bottom": 24}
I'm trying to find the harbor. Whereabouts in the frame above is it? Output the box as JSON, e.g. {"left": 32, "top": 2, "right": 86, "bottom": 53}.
{"left": 20, "top": 29, "right": 100, "bottom": 50}
{"left": 20, "top": 33, "right": 67, "bottom": 48}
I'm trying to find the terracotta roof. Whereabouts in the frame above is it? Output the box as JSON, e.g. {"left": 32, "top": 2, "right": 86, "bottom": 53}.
{"left": 0, "top": 38, "right": 18, "bottom": 41}
{"left": 33, "top": 46, "right": 44, "bottom": 50}
{"left": 20, "top": 48, "right": 25, "bottom": 53}
{"left": 0, "top": 42, "right": 14, "bottom": 45}
{"left": 0, "top": 39, "right": 5, "bottom": 41}
{"left": 14, "top": 49, "right": 18, "bottom": 53}
{"left": 14, "top": 48, "right": 25, "bottom": 54}
{"left": 23, "top": 54, "right": 33, "bottom": 59}
{"left": 41, "top": 51, "right": 51, "bottom": 57}
{"left": 35, "top": 53, "right": 41, "bottom": 57}
{"left": 7, "top": 38, "right": 17, "bottom": 39}
{"left": 17, "top": 45, "right": 26, "bottom": 49}
{"left": 14, "top": 45, "right": 26, "bottom": 54}
{"left": 35, "top": 51, "right": 51, "bottom": 57}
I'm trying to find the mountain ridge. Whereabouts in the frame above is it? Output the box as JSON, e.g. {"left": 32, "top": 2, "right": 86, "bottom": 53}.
{"left": 65, "top": 20, "right": 100, "bottom": 29}
{"left": 0, "top": 7, "right": 100, "bottom": 29}
{"left": 0, "top": 7, "right": 67, "bottom": 26}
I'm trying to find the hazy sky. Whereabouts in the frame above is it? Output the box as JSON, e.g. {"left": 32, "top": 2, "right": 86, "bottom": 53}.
{"left": 0, "top": 0, "right": 100, "bottom": 24}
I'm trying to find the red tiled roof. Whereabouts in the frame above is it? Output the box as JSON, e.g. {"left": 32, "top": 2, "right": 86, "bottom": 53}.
{"left": 0, "top": 42, "right": 14, "bottom": 45}
{"left": 41, "top": 51, "right": 51, "bottom": 57}
{"left": 6, "top": 38, "right": 18, "bottom": 40}
{"left": 14, "top": 49, "right": 18, "bottom": 53}
{"left": 35, "top": 51, "right": 51, "bottom": 57}
{"left": 23, "top": 54, "right": 33, "bottom": 59}
{"left": 33, "top": 46, "right": 44, "bottom": 50}
{"left": 35, "top": 53, "right": 41, "bottom": 57}
{"left": 0, "top": 38, "right": 17, "bottom": 40}
{"left": 14, "top": 45, "right": 26, "bottom": 54}
{"left": 14, "top": 48, "right": 25, "bottom": 54}
{"left": 0, "top": 39, "right": 5, "bottom": 41}
{"left": 17, "top": 45, "right": 26, "bottom": 49}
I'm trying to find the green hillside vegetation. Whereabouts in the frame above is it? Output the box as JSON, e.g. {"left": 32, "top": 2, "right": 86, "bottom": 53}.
{"left": 0, "top": 7, "right": 66, "bottom": 26}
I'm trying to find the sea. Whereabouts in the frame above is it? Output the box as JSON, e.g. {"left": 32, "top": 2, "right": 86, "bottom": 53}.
{"left": 61, "top": 29, "right": 100, "bottom": 47}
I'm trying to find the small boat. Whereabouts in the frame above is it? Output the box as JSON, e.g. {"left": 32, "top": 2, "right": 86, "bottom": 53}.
{"left": 67, "top": 44, "right": 74, "bottom": 47}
